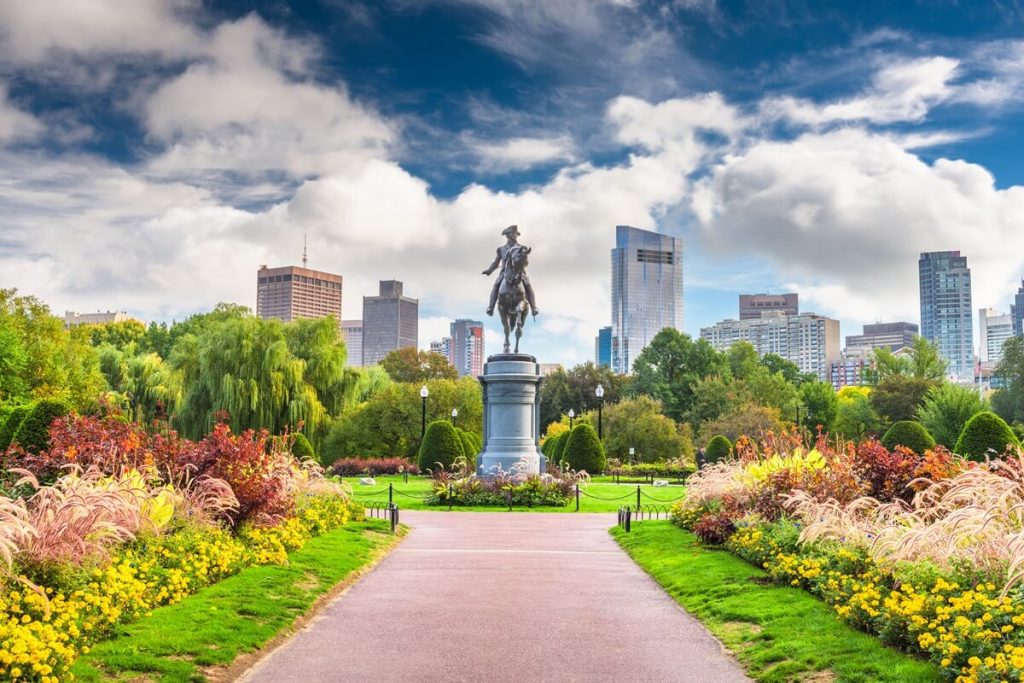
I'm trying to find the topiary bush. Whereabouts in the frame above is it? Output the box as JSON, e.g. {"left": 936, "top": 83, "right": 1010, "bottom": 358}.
{"left": 12, "top": 399, "right": 72, "bottom": 454}
{"left": 457, "top": 428, "right": 477, "bottom": 459}
{"left": 549, "top": 430, "right": 570, "bottom": 465}
{"left": 881, "top": 420, "right": 936, "bottom": 455}
{"left": 291, "top": 432, "right": 316, "bottom": 462}
{"left": 417, "top": 420, "right": 465, "bottom": 472}
{"left": 562, "top": 424, "right": 605, "bottom": 474}
{"left": 704, "top": 435, "right": 732, "bottom": 464}
{"left": 955, "top": 411, "right": 1021, "bottom": 461}
{"left": 0, "top": 405, "right": 30, "bottom": 453}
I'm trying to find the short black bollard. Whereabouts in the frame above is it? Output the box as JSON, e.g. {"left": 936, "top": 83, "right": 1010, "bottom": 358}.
{"left": 448, "top": 483, "right": 453, "bottom": 511}
{"left": 388, "top": 502, "right": 397, "bottom": 534}
{"left": 389, "top": 482, "right": 393, "bottom": 504}
{"left": 575, "top": 483, "right": 580, "bottom": 512}
{"left": 507, "top": 489, "right": 513, "bottom": 511}
{"left": 625, "top": 507, "right": 631, "bottom": 532}
{"left": 636, "top": 485, "right": 641, "bottom": 511}
{"left": 403, "top": 471, "right": 409, "bottom": 484}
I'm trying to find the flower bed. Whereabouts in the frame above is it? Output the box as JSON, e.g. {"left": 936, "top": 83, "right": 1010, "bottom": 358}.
{"left": 670, "top": 430, "right": 1024, "bottom": 682}
{"left": 425, "top": 459, "right": 586, "bottom": 507}
{"left": 0, "top": 415, "right": 362, "bottom": 682}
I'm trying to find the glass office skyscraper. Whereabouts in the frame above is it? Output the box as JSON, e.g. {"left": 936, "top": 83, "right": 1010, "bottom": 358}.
{"left": 919, "top": 251, "right": 973, "bottom": 381}
{"left": 611, "top": 225, "right": 684, "bottom": 374}
{"left": 1013, "top": 279, "right": 1024, "bottom": 338}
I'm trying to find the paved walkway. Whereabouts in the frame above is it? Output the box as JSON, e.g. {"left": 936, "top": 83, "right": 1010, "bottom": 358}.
{"left": 241, "top": 512, "right": 750, "bottom": 683}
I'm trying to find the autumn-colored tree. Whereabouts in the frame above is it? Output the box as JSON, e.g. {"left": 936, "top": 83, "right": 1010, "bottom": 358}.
{"left": 380, "top": 347, "right": 458, "bottom": 383}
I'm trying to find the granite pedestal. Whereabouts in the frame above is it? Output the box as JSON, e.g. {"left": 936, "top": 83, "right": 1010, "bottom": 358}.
{"left": 475, "top": 353, "right": 546, "bottom": 477}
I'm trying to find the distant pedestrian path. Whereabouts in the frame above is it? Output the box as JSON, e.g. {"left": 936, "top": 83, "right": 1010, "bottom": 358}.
{"left": 241, "top": 511, "right": 750, "bottom": 683}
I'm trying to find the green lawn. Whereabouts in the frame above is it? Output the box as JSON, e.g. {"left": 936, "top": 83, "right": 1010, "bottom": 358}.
{"left": 612, "top": 521, "right": 941, "bottom": 683}
{"left": 72, "top": 520, "right": 402, "bottom": 683}
{"left": 342, "top": 474, "right": 685, "bottom": 512}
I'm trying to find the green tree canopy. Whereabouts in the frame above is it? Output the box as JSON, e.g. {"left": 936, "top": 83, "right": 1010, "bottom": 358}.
{"left": 800, "top": 380, "right": 839, "bottom": 433}
{"left": 170, "top": 313, "right": 353, "bottom": 441}
{"left": 916, "top": 383, "right": 988, "bottom": 448}
{"left": 0, "top": 289, "right": 106, "bottom": 409}
{"left": 380, "top": 347, "right": 458, "bottom": 383}
{"left": 539, "top": 361, "right": 626, "bottom": 432}
{"left": 834, "top": 387, "right": 884, "bottom": 440}
{"left": 726, "top": 341, "right": 759, "bottom": 380}
{"left": 871, "top": 336, "right": 947, "bottom": 383}
{"left": 993, "top": 337, "right": 1024, "bottom": 426}
{"left": 322, "top": 377, "right": 483, "bottom": 460}
{"left": 629, "top": 328, "right": 727, "bottom": 422}
{"left": 587, "top": 395, "right": 693, "bottom": 464}
{"left": 870, "top": 375, "right": 938, "bottom": 424}
{"left": 698, "top": 404, "right": 784, "bottom": 445}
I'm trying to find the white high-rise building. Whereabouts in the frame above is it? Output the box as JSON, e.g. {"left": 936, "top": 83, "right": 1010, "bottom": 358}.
{"left": 340, "top": 319, "right": 363, "bottom": 368}
{"left": 610, "top": 225, "right": 684, "bottom": 374}
{"left": 700, "top": 312, "right": 841, "bottom": 380}
{"left": 979, "top": 307, "right": 1014, "bottom": 366}
{"left": 919, "top": 252, "right": 973, "bottom": 382}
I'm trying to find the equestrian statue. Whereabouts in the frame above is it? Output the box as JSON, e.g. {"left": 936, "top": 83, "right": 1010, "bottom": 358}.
{"left": 482, "top": 225, "right": 538, "bottom": 354}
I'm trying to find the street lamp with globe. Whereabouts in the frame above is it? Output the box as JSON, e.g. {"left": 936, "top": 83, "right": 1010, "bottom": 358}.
{"left": 568, "top": 409, "right": 575, "bottom": 430}
{"left": 451, "top": 407, "right": 459, "bottom": 427}
{"left": 595, "top": 384, "right": 605, "bottom": 439}
{"left": 420, "top": 385, "right": 429, "bottom": 439}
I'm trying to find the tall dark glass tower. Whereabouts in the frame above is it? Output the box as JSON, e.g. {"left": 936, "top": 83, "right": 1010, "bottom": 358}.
{"left": 611, "top": 226, "right": 684, "bottom": 374}
{"left": 1013, "top": 279, "right": 1024, "bottom": 338}
{"left": 919, "top": 251, "right": 973, "bottom": 381}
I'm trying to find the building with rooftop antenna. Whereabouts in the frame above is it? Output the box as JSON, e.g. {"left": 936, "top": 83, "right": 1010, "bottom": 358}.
{"left": 256, "top": 238, "right": 343, "bottom": 330}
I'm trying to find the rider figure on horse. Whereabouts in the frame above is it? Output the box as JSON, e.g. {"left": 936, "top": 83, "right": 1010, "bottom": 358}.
{"left": 482, "top": 225, "right": 539, "bottom": 317}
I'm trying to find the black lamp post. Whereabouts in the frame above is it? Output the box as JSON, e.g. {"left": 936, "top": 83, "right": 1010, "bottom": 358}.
{"left": 595, "top": 384, "right": 605, "bottom": 440}
{"left": 420, "top": 385, "right": 429, "bottom": 439}
{"left": 568, "top": 409, "right": 575, "bottom": 430}
{"left": 451, "top": 407, "right": 458, "bottom": 427}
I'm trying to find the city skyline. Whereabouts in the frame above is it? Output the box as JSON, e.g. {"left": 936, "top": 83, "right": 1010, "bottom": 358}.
{"left": 3, "top": 2, "right": 1024, "bottom": 365}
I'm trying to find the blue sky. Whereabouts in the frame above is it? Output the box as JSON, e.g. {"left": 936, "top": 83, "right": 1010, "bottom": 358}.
{"left": 1, "top": 0, "right": 1024, "bottom": 365}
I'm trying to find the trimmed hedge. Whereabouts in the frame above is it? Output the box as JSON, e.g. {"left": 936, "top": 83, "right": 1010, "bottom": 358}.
{"left": 291, "top": 433, "right": 316, "bottom": 461}
{"left": 563, "top": 424, "right": 606, "bottom": 474}
{"left": 881, "top": 420, "right": 936, "bottom": 455}
{"left": 456, "top": 429, "right": 477, "bottom": 460}
{"left": 549, "top": 430, "right": 570, "bottom": 465}
{"left": 704, "top": 435, "right": 732, "bottom": 464}
{"left": 0, "top": 405, "right": 30, "bottom": 452}
{"left": 417, "top": 420, "right": 465, "bottom": 472}
{"left": 329, "top": 457, "right": 420, "bottom": 476}
{"left": 955, "top": 411, "right": 1021, "bottom": 461}
{"left": 12, "top": 398, "right": 72, "bottom": 453}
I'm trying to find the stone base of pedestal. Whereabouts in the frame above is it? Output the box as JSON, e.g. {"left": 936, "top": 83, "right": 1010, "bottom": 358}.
{"left": 475, "top": 353, "right": 545, "bottom": 477}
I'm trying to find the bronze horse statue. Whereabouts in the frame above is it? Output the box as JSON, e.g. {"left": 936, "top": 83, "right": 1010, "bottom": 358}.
{"left": 497, "top": 245, "right": 532, "bottom": 353}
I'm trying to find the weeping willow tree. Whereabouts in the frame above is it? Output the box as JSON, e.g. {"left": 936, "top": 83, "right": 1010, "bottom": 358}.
{"left": 169, "top": 314, "right": 355, "bottom": 441}
{"left": 98, "top": 345, "right": 183, "bottom": 423}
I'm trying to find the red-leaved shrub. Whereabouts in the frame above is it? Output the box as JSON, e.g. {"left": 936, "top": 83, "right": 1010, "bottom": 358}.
{"left": 329, "top": 458, "right": 419, "bottom": 477}
{"left": 852, "top": 439, "right": 921, "bottom": 502}
{"left": 692, "top": 511, "right": 736, "bottom": 545}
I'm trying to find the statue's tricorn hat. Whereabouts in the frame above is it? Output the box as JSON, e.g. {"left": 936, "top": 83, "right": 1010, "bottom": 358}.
{"left": 501, "top": 225, "right": 520, "bottom": 238}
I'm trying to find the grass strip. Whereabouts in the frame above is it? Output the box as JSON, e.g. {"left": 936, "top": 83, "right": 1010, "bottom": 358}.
{"left": 348, "top": 474, "right": 682, "bottom": 512}
{"left": 612, "top": 521, "right": 941, "bottom": 683}
{"left": 71, "top": 520, "right": 403, "bottom": 683}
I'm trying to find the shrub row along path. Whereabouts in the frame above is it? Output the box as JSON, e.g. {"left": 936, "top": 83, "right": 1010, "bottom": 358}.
{"left": 241, "top": 511, "right": 750, "bottom": 682}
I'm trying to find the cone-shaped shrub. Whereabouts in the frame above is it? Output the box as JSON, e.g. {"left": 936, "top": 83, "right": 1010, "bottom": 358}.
{"left": 881, "top": 420, "right": 936, "bottom": 455}
{"left": 291, "top": 432, "right": 316, "bottom": 461}
{"left": 563, "top": 423, "right": 606, "bottom": 474}
{"left": 549, "top": 430, "right": 570, "bottom": 465}
{"left": 704, "top": 435, "right": 732, "bottom": 463}
{"left": 457, "top": 428, "right": 477, "bottom": 459}
{"left": 955, "top": 411, "right": 1021, "bottom": 461}
{"left": 12, "top": 399, "right": 72, "bottom": 453}
{"left": 418, "top": 419, "right": 465, "bottom": 471}
{"left": 0, "top": 405, "right": 30, "bottom": 452}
